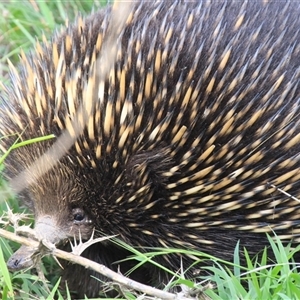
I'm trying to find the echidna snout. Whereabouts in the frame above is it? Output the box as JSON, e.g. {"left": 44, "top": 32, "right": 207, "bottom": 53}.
{"left": 7, "top": 215, "right": 69, "bottom": 271}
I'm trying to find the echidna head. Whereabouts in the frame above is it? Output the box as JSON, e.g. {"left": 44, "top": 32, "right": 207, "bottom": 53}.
{"left": 7, "top": 162, "right": 95, "bottom": 271}
{"left": 7, "top": 140, "right": 174, "bottom": 272}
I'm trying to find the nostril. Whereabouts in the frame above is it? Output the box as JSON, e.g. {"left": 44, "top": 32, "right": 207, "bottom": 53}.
{"left": 7, "top": 257, "right": 21, "bottom": 270}
{"left": 13, "top": 259, "right": 20, "bottom": 267}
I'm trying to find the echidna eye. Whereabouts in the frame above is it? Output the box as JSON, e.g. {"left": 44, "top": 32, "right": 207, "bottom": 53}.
{"left": 72, "top": 208, "right": 86, "bottom": 223}
{"left": 74, "top": 213, "right": 85, "bottom": 222}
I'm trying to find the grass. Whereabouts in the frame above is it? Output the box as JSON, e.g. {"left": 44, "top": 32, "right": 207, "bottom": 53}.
{"left": 2, "top": 220, "right": 300, "bottom": 300}
{"left": 203, "top": 236, "right": 300, "bottom": 300}
{"left": 112, "top": 236, "right": 300, "bottom": 300}
{"left": 1, "top": 1, "right": 300, "bottom": 299}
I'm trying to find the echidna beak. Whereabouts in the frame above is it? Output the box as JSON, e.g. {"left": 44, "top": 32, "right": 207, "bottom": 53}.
{"left": 7, "top": 215, "right": 66, "bottom": 271}
{"left": 7, "top": 245, "right": 38, "bottom": 271}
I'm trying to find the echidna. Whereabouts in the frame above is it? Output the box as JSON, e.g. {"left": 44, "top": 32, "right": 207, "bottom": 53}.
{"left": 1, "top": 0, "right": 300, "bottom": 298}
